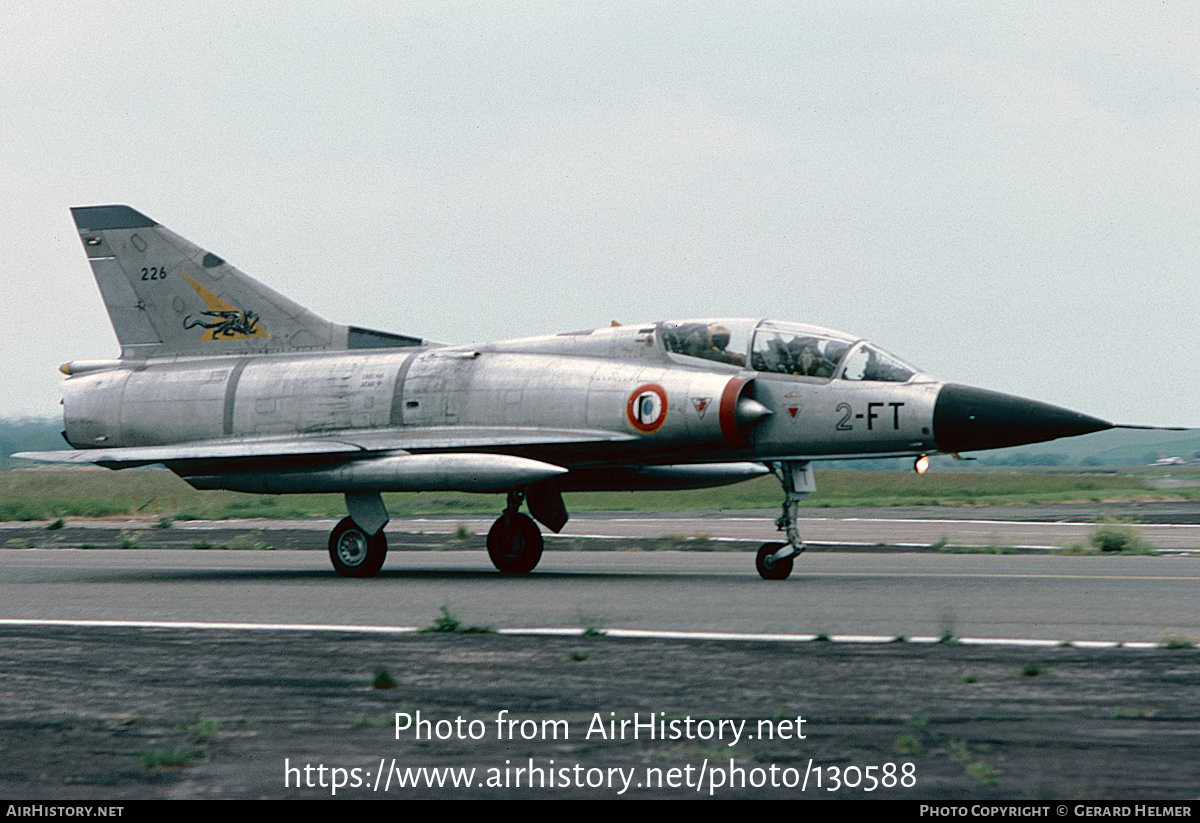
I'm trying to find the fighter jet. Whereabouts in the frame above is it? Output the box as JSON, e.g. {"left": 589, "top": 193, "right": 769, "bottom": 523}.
{"left": 17, "top": 205, "right": 1121, "bottom": 579}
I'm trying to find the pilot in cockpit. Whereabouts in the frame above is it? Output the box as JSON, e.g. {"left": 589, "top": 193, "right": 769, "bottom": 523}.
{"left": 687, "top": 323, "right": 745, "bottom": 366}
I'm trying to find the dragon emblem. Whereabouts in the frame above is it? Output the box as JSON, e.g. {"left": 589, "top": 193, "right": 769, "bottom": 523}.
{"left": 181, "top": 273, "right": 269, "bottom": 341}
{"left": 185, "top": 309, "right": 263, "bottom": 338}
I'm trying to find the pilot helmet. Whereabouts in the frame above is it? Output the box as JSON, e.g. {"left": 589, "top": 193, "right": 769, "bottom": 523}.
{"left": 708, "top": 323, "right": 732, "bottom": 350}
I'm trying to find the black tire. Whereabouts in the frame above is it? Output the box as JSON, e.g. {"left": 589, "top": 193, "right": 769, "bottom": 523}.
{"left": 756, "top": 542, "right": 793, "bottom": 580}
{"left": 487, "top": 512, "right": 544, "bottom": 574}
{"left": 328, "top": 516, "right": 387, "bottom": 578}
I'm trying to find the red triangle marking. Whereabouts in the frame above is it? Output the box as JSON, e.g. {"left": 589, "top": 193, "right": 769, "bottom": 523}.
{"left": 788, "top": 407, "right": 799, "bottom": 418}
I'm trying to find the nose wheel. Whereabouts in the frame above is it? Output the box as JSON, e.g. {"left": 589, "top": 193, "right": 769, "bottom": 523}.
{"left": 756, "top": 542, "right": 794, "bottom": 580}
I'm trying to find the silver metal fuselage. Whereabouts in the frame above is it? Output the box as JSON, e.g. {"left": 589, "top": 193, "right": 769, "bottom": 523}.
{"left": 62, "top": 321, "right": 940, "bottom": 492}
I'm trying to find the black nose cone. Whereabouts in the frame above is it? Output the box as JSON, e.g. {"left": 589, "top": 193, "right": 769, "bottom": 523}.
{"left": 934, "top": 383, "right": 1113, "bottom": 454}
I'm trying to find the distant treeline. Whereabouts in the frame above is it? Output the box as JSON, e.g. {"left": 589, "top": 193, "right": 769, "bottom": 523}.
{"left": 0, "top": 418, "right": 65, "bottom": 469}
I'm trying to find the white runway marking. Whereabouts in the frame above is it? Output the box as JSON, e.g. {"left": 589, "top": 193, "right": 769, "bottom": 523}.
{"left": 0, "top": 617, "right": 1160, "bottom": 649}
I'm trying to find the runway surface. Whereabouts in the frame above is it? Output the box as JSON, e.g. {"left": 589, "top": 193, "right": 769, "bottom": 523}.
{"left": 2, "top": 547, "right": 1197, "bottom": 644}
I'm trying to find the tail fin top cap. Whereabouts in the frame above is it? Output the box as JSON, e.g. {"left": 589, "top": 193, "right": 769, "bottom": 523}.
{"left": 71, "top": 205, "right": 157, "bottom": 231}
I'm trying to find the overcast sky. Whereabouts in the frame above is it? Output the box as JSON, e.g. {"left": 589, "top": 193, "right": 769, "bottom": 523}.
{"left": 2, "top": 2, "right": 1196, "bottom": 426}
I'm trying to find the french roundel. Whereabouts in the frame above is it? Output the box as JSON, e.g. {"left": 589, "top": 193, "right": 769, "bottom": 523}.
{"left": 626, "top": 384, "right": 669, "bottom": 433}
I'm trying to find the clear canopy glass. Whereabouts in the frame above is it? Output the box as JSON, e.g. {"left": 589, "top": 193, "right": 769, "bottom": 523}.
{"left": 659, "top": 320, "right": 752, "bottom": 367}
{"left": 838, "top": 342, "right": 917, "bottom": 382}
{"left": 750, "top": 321, "right": 854, "bottom": 378}
{"left": 660, "top": 319, "right": 920, "bottom": 382}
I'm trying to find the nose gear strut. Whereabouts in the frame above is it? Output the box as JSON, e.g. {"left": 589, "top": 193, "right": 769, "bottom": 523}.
{"left": 756, "top": 461, "right": 815, "bottom": 580}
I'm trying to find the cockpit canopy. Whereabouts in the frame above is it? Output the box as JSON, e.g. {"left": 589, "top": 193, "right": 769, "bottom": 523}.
{"left": 659, "top": 319, "right": 920, "bottom": 383}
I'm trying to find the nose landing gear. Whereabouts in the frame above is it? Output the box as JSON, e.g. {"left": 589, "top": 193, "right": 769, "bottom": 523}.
{"left": 756, "top": 461, "right": 814, "bottom": 580}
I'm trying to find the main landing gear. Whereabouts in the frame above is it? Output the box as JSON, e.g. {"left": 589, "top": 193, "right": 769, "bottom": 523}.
{"left": 328, "top": 492, "right": 390, "bottom": 578}
{"left": 329, "top": 516, "right": 387, "bottom": 578}
{"left": 327, "top": 488, "right": 556, "bottom": 577}
{"left": 487, "top": 490, "right": 545, "bottom": 574}
{"left": 756, "top": 461, "right": 815, "bottom": 580}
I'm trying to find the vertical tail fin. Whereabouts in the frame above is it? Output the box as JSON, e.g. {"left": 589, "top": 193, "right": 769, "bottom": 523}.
{"left": 71, "top": 205, "right": 346, "bottom": 358}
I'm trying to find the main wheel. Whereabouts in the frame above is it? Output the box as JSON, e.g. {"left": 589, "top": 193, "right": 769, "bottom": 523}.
{"left": 328, "top": 516, "right": 387, "bottom": 578}
{"left": 487, "top": 512, "right": 544, "bottom": 574}
{"left": 756, "top": 542, "right": 794, "bottom": 580}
